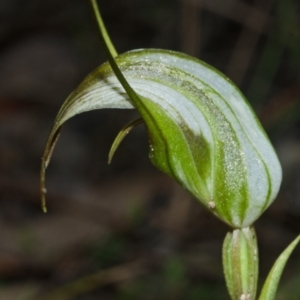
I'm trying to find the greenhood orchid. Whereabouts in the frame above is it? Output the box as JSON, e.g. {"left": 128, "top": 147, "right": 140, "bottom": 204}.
{"left": 40, "top": 2, "right": 300, "bottom": 299}
{"left": 41, "top": 48, "right": 282, "bottom": 228}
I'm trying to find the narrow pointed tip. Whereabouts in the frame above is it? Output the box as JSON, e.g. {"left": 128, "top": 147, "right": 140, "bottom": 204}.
{"left": 107, "top": 150, "right": 113, "bottom": 165}
{"left": 41, "top": 195, "right": 47, "bottom": 213}
{"left": 40, "top": 184, "right": 48, "bottom": 213}
{"left": 107, "top": 147, "right": 115, "bottom": 165}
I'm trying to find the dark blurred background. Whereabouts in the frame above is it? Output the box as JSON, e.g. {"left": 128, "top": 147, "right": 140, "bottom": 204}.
{"left": 0, "top": 0, "right": 299, "bottom": 299}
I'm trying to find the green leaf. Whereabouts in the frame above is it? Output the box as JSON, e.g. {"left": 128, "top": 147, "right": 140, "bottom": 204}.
{"left": 258, "top": 235, "right": 300, "bottom": 300}
{"left": 40, "top": 49, "right": 282, "bottom": 227}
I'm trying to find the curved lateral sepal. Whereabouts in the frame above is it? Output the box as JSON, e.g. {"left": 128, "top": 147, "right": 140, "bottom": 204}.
{"left": 108, "top": 117, "right": 144, "bottom": 164}
{"left": 258, "top": 234, "right": 300, "bottom": 300}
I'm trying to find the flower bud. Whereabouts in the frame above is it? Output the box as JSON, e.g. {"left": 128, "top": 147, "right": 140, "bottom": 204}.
{"left": 223, "top": 227, "right": 258, "bottom": 300}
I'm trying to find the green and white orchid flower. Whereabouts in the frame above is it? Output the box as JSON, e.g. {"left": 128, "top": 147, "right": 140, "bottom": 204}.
{"left": 40, "top": 1, "right": 299, "bottom": 300}
{"left": 41, "top": 48, "right": 282, "bottom": 228}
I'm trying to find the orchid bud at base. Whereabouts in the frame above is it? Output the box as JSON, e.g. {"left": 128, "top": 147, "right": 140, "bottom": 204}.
{"left": 223, "top": 227, "right": 258, "bottom": 300}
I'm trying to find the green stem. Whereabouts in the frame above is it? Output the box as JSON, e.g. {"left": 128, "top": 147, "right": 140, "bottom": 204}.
{"left": 89, "top": 0, "right": 118, "bottom": 58}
